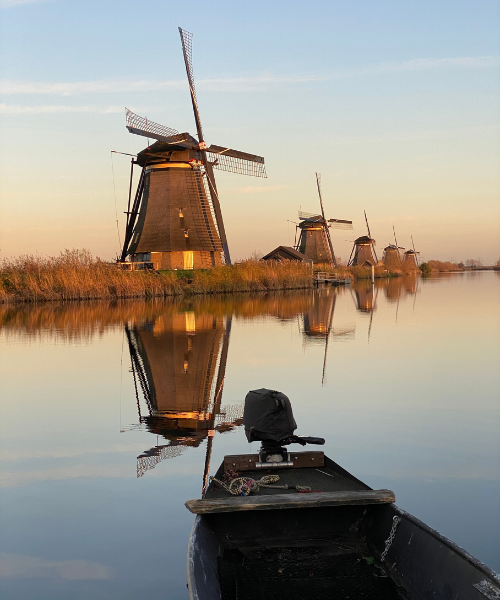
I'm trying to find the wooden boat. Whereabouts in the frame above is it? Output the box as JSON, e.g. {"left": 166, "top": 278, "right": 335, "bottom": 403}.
{"left": 185, "top": 450, "right": 500, "bottom": 600}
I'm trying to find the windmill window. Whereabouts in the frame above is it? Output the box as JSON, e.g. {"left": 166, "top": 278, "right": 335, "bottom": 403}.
{"left": 183, "top": 251, "right": 194, "bottom": 270}
{"left": 184, "top": 229, "right": 189, "bottom": 238}
{"left": 178, "top": 208, "right": 184, "bottom": 217}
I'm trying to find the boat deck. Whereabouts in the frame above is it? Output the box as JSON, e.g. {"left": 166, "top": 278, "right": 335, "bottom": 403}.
{"left": 205, "top": 456, "right": 369, "bottom": 500}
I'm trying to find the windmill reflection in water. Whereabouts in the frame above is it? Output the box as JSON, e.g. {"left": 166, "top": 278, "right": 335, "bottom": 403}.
{"left": 301, "top": 289, "right": 355, "bottom": 385}
{"left": 126, "top": 309, "right": 241, "bottom": 485}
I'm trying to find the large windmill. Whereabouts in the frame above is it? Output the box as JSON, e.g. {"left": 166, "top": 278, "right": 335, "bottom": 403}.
{"left": 119, "top": 28, "right": 266, "bottom": 270}
{"left": 348, "top": 211, "right": 378, "bottom": 267}
{"left": 294, "top": 173, "right": 352, "bottom": 266}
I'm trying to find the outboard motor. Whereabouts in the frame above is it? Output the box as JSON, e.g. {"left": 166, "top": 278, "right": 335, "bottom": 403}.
{"left": 243, "top": 388, "right": 325, "bottom": 467}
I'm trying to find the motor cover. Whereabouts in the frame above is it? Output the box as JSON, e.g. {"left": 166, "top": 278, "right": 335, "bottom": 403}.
{"left": 243, "top": 389, "right": 297, "bottom": 443}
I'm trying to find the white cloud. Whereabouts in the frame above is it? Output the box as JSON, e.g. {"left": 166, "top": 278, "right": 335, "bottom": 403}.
{"left": 0, "top": 0, "right": 43, "bottom": 7}
{"left": 0, "top": 76, "right": 323, "bottom": 96}
{"left": 374, "top": 56, "right": 500, "bottom": 72}
{"left": 0, "top": 465, "right": 126, "bottom": 487}
{"left": 332, "top": 125, "right": 496, "bottom": 144}
{"left": 0, "top": 553, "right": 114, "bottom": 580}
{"left": 0, "top": 56, "right": 496, "bottom": 96}
{"left": 0, "top": 103, "right": 123, "bottom": 114}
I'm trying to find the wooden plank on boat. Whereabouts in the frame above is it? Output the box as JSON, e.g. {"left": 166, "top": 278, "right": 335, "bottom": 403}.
{"left": 185, "top": 489, "right": 395, "bottom": 514}
{"left": 223, "top": 451, "right": 324, "bottom": 472}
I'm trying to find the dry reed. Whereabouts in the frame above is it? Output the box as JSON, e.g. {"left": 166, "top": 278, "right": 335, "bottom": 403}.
{"left": 0, "top": 250, "right": 313, "bottom": 304}
{"left": 425, "top": 260, "right": 463, "bottom": 272}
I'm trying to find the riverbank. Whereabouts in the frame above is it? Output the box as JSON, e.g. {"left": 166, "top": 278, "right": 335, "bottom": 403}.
{"left": 0, "top": 249, "right": 446, "bottom": 303}
{"left": 0, "top": 250, "right": 314, "bottom": 303}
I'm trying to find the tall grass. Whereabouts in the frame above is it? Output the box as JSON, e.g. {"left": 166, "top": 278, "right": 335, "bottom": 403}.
{"left": 0, "top": 250, "right": 313, "bottom": 303}
{"left": 424, "top": 260, "right": 463, "bottom": 273}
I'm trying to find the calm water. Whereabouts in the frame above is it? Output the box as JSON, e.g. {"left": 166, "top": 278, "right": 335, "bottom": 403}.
{"left": 0, "top": 272, "right": 499, "bottom": 599}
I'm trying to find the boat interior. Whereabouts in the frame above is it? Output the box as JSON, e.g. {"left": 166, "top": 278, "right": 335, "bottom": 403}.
{"left": 189, "top": 454, "right": 404, "bottom": 600}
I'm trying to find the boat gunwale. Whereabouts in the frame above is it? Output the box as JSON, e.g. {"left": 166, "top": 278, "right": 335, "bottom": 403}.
{"left": 389, "top": 503, "right": 500, "bottom": 583}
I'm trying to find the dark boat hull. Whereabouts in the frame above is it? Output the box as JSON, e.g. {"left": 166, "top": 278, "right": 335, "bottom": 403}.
{"left": 186, "top": 456, "right": 500, "bottom": 600}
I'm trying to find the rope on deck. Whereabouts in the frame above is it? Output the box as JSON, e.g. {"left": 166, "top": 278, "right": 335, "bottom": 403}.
{"left": 210, "top": 474, "right": 312, "bottom": 496}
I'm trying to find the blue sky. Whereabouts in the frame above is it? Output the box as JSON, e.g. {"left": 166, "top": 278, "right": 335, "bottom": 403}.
{"left": 0, "top": 0, "right": 499, "bottom": 262}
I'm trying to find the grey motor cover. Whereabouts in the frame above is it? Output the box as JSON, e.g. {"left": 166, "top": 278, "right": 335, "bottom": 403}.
{"left": 243, "top": 388, "right": 297, "bottom": 443}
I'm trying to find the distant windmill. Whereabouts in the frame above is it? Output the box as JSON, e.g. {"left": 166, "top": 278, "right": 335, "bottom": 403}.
{"left": 120, "top": 28, "right": 266, "bottom": 270}
{"left": 348, "top": 211, "right": 378, "bottom": 266}
{"left": 383, "top": 226, "right": 405, "bottom": 268}
{"left": 403, "top": 235, "right": 420, "bottom": 269}
{"left": 294, "top": 173, "right": 352, "bottom": 267}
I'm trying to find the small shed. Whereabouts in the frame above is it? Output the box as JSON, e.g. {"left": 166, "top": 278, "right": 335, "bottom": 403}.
{"left": 262, "top": 246, "right": 311, "bottom": 264}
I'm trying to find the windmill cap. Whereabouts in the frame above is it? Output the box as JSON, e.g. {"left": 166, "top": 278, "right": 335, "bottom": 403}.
{"left": 355, "top": 235, "right": 374, "bottom": 244}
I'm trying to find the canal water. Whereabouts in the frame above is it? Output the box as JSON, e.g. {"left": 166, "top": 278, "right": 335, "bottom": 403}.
{"left": 0, "top": 272, "right": 499, "bottom": 599}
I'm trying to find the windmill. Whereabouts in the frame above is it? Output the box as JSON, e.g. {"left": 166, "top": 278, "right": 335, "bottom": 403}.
{"left": 383, "top": 226, "right": 405, "bottom": 269}
{"left": 403, "top": 235, "right": 420, "bottom": 270}
{"left": 348, "top": 211, "right": 378, "bottom": 267}
{"left": 294, "top": 173, "right": 352, "bottom": 267}
{"left": 119, "top": 28, "right": 266, "bottom": 270}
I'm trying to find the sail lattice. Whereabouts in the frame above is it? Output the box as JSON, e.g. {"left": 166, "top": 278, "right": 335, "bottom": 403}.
{"left": 125, "top": 108, "right": 186, "bottom": 144}
{"left": 137, "top": 445, "right": 186, "bottom": 478}
{"left": 216, "top": 403, "right": 244, "bottom": 426}
{"left": 179, "top": 29, "right": 197, "bottom": 100}
{"left": 208, "top": 152, "right": 267, "bottom": 178}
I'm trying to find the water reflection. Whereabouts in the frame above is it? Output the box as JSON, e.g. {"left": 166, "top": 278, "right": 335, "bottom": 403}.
{"left": 1, "top": 271, "right": 499, "bottom": 599}
{"left": 301, "top": 289, "right": 355, "bottom": 383}
{"left": 351, "top": 279, "right": 376, "bottom": 312}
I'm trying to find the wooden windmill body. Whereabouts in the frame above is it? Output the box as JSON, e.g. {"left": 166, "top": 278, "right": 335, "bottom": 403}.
{"left": 348, "top": 212, "right": 378, "bottom": 267}
{"left": 403, "top": 249, "right": 419, "bottom": 270}
{"left": 403, "top": 236, "right": 420, "bottom": 270}
{"left": 120, "top": 28, "right": 266, "bottom": 270}
{"left": 383, "top": 226, "right": 404, "bottom": 270}
{"left": 382, "top": 245, "right": 401, "bottom": 268}
{"left": 295, "top": 173, "right": 352, "bottom": 267}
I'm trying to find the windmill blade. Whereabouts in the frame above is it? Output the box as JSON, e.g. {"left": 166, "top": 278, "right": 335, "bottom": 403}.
{"left": 393, "top": 225, "right": 399, "bottom": 248}
{"left": 314, "top": 173, "right": 336, "bottom": 265}
{"left": 125, "top": 108, "right": 193, "bottom": 146}
{"left": 364, "top": 210, "right": 372, "bottom": 238}
{"left": 207, "top": 145, "right": 266, "bottom": 178}
{"left": 298, "top": 210, "right": 323, "bottom": 221}
{"left": 411, "top": 235, "right": 419, "bottom": 265}
{"left": 179, "top": 27, "right": 204, "bottom": 143}
{"left": 328, "top": 218, "right": 353, "bottom": 230}
{"left": 316, "top": 173, "right": 326, "bottom": 220}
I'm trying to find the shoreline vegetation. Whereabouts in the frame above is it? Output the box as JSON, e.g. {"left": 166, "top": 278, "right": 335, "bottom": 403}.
{"left": 0, "top": 250, "right": 470, "bottom": 304}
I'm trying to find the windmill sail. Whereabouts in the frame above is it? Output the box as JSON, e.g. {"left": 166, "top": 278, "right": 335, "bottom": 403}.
{"left": 178, "top": 27, "right": 204, "bottom": 141}
{"left": 207, "top": 145, "right": 266, "bottom": 178}
{"left": 125, "top": 108, "right": 188, "bottom": 145}
{"left": 328, "top": 218, "right": 353, "bottom": 229}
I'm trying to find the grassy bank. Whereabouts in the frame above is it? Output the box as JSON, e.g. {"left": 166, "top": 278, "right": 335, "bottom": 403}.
{"left": 0, "top": 250, "right": 314, "bottom": 303}
{"left": 1, "top": 249, "right": 454, "bottom": 304}
{"left": 419, "top": 260, "right": 463, "bottom": 274}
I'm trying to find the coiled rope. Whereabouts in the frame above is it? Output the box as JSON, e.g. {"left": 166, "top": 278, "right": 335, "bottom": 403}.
{"left": 210, "top": 474, "right": 312, "bottom": 496}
